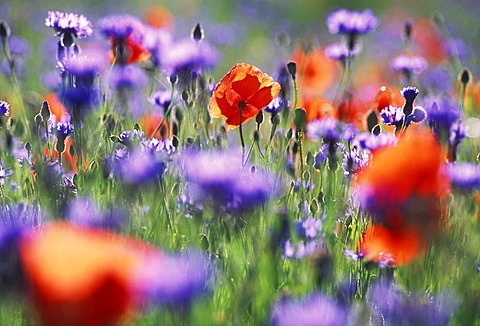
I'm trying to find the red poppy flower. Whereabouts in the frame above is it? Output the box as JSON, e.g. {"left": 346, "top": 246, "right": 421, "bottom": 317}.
{"left": 291, "top": 47, "right": 337, "bottom": 97}
{"left": 108, "top": 35, "right": 151, "bottom": 65}
{"left": 19, "top": 222, "right": 162, "bottom": 326}
{"left": 355, "top": 128, "right": 451, "bottom": 265}
{"left": 209, "top": 63, "right": 281, "bottom": 130}
{"left": 143, "top": 4, "right": 175, "bottom": 32}
{"left": 360, "top": 224, "right": 424, "bottom": 265}
{"left": 299, "top": 95, "right": 337, "bottom": 123}
{"left": 140, "top": 112, "right": 169, "bottom": 139}
{"left": 43, "top": 93, "right": 70, "bottom": 121}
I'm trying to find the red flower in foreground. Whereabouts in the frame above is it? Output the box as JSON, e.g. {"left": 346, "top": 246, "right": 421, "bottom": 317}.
{"left": 355, "top": 128, "right": 450, "bottom": 265}
{"left": 19, "top": 222, "right": 161, "bottom": 326}
{"left": 209, "top": 63, "right": 281, "bottom": 130}
{"left": 108, "top": 35, "right": 151, "bottom": 64}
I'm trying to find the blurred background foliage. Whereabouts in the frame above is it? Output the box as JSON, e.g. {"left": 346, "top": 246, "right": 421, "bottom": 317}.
{"left": 1, "top": 0, "right": 479, "bottom": 92}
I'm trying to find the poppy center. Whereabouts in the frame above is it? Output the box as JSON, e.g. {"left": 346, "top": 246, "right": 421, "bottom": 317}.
{"left": 238, "top": 101, "right": 246, "bottom": 110}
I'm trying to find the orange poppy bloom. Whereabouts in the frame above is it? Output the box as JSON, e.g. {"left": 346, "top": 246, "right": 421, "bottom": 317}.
{"left": 291, "top": 47, "right": 337, "bottom": 97}
{"left": 108, "top": 35, "right": 151, "bottom": 65}
{"left": 140, "top": 112, "right": 169, "bottom": 139}
{"left": 209, "top": 63, "right": 281, "bottom": 130}
{"left": 19, "top": 222, "right": 161, "bottom": 326}
{"left": 299, "top": 95, "right": 337, "bottom": 123}
{"left": 43, "top": 93, "right": 70, "bottom": 121}
{"left": 372, "top": 86, "right": 404, "bottom": 113}
{"left": 355, "top": 128, "right": 450, "bottom": 265}
{"left": 355, "top": 128, "right": 449, "bottom": 204}
{"left": 44, "top": 138, "right": 82, "bottom": 173}
{"left": 360, "top": 224, "right": 424, "bottom": 265}
{"left": 143, "top": 4, "right": 175, "bottom": 31}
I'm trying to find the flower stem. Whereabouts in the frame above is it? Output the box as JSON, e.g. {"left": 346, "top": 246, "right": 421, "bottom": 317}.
{"left": 238, "top": 102, "right": 246, "bottom": 165}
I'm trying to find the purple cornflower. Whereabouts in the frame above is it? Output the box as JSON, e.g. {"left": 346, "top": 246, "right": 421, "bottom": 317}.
{"left": 446, "top": 162, "right": 480, "bottom": 191}
{"left": 109, "top": 65, "right": 147, "bottom": 89}
{"left": 326, "top": 9, "right": 378, "bottom": 50}
{"left": 265, "top": 96, "right": 289, "bottom": 114}
{"left": 0, "top": 203, "right": 43, "bottom": 291}
{"left": 98, "top": 14, "right": 150, "bottom": 65}
{"left": 149, "top": 89, "right": 172, "bottom": 113}
{"left": 307, "top": 118, "right": 341, "bottom": 143}
{"left": 181, "top": 150, "right": 276, "bottom": 213}
{"left": 275, "top": 64, "right": 292, "bottom": 104}
{"left": 97, "top": 14, "right": 145, "bottom": 41}
{"left": 380, "top": 105, "right": 426, "bottom": 130}
{"left": 52, "top": 121, "right": 74, "bottom": 139}
{"left": 355, "top": 132, "right": 398, "bottom": 151}
{"left": 163, "top": 38, "right": 220, "bottom": 84}
{"left": 137, "top": 250, "right": 213, "bottom": 307}
{"left": 390, "top": 54, "right": 428, "bottom": 82}
{"left": 422, "top": 95, "right": 461, "bottom": 144}
{"left": 1, "top": 36, "right": 29, "bottom": 78}
{"left": 119, "top": 129, "right": 145, "bottom": 147}
{"left": 0, "top": 100, "right": 10, "bottom": 117}
{"left": 342, "top": 146, "right": 369, "bottom": 177}
{"left": 66, "top": 197, "right": 125, "bottom": 230}
{"left": 343, "top": 248, "right": 361, "bottom": 262}
{"left": 45, "top": 11, "right": 93, "bottom": 40}
{"left": 327, "top": 9, "right": 379, "bottom": 35}
{"left": 64, "top": 50, "right": 106, "bottom": 85}
{"left": 369, "top": 281, "right": 457, "bottom": 326}
{"left": 324, "top": 42, "right": 361, "bottom": 62}
{"left": 270, "top": 293, "right": 350, "bottom": 326}
{"left": 141, "top": 138, "right": 176, "bottom": 156}
{"left": 421, "top": 67, "right": 453, "bottom": 94}
{"left": 109, "top": 148, "right": 166, "bottom": 186}
{"left": 144, "top": 27, "right": 172, "bottom": 68}
{"left": 297, "top": 216, "right": 323, "bottom": 239}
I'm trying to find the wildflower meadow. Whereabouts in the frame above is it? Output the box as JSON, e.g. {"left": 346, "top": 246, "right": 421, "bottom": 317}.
{"left": 1, "top": 0, "right": 480, "bottom": 325}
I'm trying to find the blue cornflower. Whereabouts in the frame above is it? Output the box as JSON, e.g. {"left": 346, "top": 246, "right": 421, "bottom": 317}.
{"left": 45, "top": 11, "right": 93, "bottom": 40}
{"left": 141, "top": 138, "right": 176, "bottom": 155}
{"left": 327, "top": 8, "right": 378, "bottom": 50}
{"left": 369, "top": 281, "right": 457, "bottom": 326}
{"left": 327, "top": 9, "right": 379, "bottom": 35}
{"left": 97, "top": 14, "right": 145, "bottom": 40}
{"left": 265, "top": 96, "right": 289, "bottom": 114}
{"left": 66, "top": 197, "right": 125, "bottom": 230}
{"left": 422, "top": 96, "right": 461, "bottom": 143}
{"left": 53, "top": 121, "right": 74, "bottom": 139}
{"left": 401, "top": 86, "right": 419, "bottom": 103}
{"left": 64, "top": 51, "right": 106, "bottom": 86}
{"left": 0, "top": 203, "right": 43, "bottom": 291}
{"left": 380, "top": 105, "right": 426, "bottom": 130}
{"left": 421, "top": 67, "right": 453, "bottom": 93}
{"left": 163, "top": 38, "right": 220, "bottom": 84}
{"left": 1, "top": 36, "right": 29, "bottom": 78}
{"left": 181, "top": 150, "right": 276, "bottom": 213}
{"left": 341, "top": 146, "right": 369, "bottom": 177}
{"left": 0, "top": 100, "right": 10, "bottom": 117}
{"left": 275, "top": 64, "right": 292, "bottom": 104}
{"left": 119, "top": 129, "right": 145, "bottom": 147}
{"left": 270, "top": 292, "right": 350, "bottom": 326}
{"left": 446, "top": 162, "right": 480, "bottom": 191}
{"left": 355, "top": 132, "right": 398, "bottom": 151}
{"left": 307, "top": 118, "right": 341, "bottom": 143}
{"left": 110, "top": 149, "right": 165, "bottom": 186}
{"left": 297, "top": 217, "right": 323, "bottom": 239}
{"left": 390, "top": 54, "right": 428, "bottom": 76}
{"left": 109, "top": 65, "right": 147, "bottom": 89}
{"left": 138, "top": 250, "right": 213, "bottom": 307}
{"left": 324, "top": 42, "right": 361, "bottom": 62}
{"left": 149, "top": 89, "right": 172, "bottom": 113}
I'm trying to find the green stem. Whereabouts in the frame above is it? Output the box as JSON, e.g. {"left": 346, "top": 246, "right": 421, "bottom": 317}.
{"left": 238, "top": 103, "right": 245, "bottom": 165}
